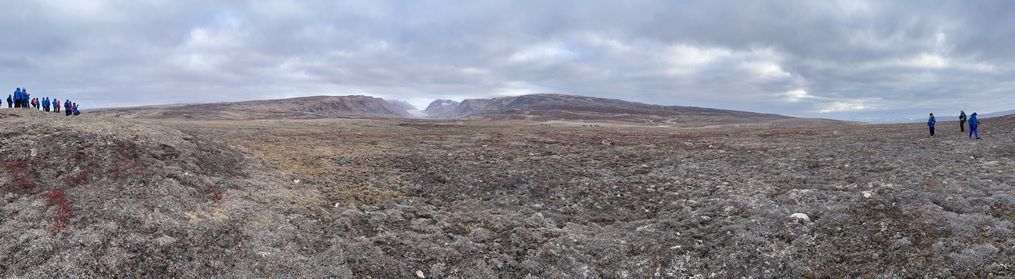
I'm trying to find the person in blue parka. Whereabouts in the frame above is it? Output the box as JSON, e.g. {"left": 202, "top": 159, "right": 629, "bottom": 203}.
{"left": 72, "top": 103, "right": 79, "bottom": 115}
{"left": 927, "top": 113, "right": 936, "bottom": 137}
{"left": 43, "top": 97, "right": 50, "bottom": 112}
{"left": 968, "top": 112, "right": 980, "bottom": 139}
{"left": 13, "top": 88, "right": 21, "bottom": 108}
{"left": 65, "top": 99, "right": 71, "bottom": 116}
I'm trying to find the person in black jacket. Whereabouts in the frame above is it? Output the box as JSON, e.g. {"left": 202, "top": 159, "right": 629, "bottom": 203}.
{"left": 959, "top": 110, "right": 966, "bottom": 132}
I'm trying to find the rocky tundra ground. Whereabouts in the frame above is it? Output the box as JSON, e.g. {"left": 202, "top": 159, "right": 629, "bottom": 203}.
{"left": 2, "top": 108, "right": 1015, "bottom": 277}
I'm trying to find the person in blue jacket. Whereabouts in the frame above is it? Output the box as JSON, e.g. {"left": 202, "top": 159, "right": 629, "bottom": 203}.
{"left": 65, "top": 99, "right": 71, "bottom": 116}
{"left": 927, "top": 113, "right": 936, "bottom": 137}
{"left": 72, "top": 103, "right": 79, "bottom": 115}
{"left": 968, "top": 112, "right": 980, "bottom": 139}
{"left": 43, "top": 97, "right": 50, "bottom": 112}
{"left": 13, "top": 88, "right": 21, "bottom": 108}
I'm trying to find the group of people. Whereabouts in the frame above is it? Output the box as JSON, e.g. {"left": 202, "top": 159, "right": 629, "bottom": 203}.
{"left": 5, "top": 88, "right": 80, "bottom": 116}
{"left": 927, "top": 110, "right": 979, "bottom": 139}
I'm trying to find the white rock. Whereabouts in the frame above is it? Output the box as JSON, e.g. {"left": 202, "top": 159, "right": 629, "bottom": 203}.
{"left": 334, "top": 202, "right": 341, "bottom": 208}
{"left": 862, "top": 191, "right": 872, "bottom": 198}
{"left": 416, "top": 270, "right": 425, "bottom": 278}
{"left": 293, "top": 179, "right": 300, "bottom": 184}
{"left": 790, "top": 213, "right": 810, "bottom": 222}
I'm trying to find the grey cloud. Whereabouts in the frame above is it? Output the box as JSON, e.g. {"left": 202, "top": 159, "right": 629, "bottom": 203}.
{"left": 0, "top": 0, "right": 1012, "bottom": 122}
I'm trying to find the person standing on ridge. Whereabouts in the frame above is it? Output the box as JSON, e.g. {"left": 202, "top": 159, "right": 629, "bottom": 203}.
{"left": 13, "top": 88, "right": 21, "bottom": 108}
{"left": 54, "top": 98, "right": 59, "bottom": 112}
{"left": 65, "top": 99, "right": 71, "bottom": 116}
{"left": 968, "top": 112, "right": 980, "bottom": 139}
{"left": 6, "top": 94, "right": 10, "bottom": 108}
{"left": 959, "top": 110, "right": 966, "bottom": 132}
{"left": 928, "top": 113, "right": 936, "bottom": 137}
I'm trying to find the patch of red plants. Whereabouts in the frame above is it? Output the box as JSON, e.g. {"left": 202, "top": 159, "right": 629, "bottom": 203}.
{"left": 40, "top": 189, "right": 73, "bottom": 234}
{"left": 3, "top": 159, "right": 36, "bottom": 191}
{"left": 63, "top": 171, "right": 90, "bottom": 186}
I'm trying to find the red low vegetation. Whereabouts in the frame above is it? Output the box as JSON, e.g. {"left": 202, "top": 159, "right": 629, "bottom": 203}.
{"left": 40, "top": 189, "right": 73, "bottom": 234}
{"left": 3, "top": 159, "right": 37, "bottom": 191}
{"left": 63, "top": 171, "right": 90, "bottom": 186}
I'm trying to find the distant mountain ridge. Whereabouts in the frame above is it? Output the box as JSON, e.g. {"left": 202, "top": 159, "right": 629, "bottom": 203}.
{"left": 422, "top": 93, "right": 860, "bottom": 127}
{"left": 96, "top": 95, "right": 413, "bottom": 120}
{"left": 422, "top": 99, "right": 460, "bottom": 117}
{"left": 93, "top": 93, "right": 862, "bottom": 127}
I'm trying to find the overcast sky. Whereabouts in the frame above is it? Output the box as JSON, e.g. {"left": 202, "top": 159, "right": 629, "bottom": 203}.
{"left": 2, "top": 0, "right": 1014, "bottom": 122}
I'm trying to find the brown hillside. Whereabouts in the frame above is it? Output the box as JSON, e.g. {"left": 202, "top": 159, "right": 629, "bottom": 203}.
{"left": 422, "top": 99, "right": 460, "bottom": 117}
{"left": 94, "top": 95, "right": 412, "bottom": 120}
{"left": 430, "top": 93, "right": 861, "bottom": 127}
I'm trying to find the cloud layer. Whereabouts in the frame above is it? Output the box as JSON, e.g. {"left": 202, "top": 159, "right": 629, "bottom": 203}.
{"left": 1, "top": 0, "right": 1013, "bottom": 122}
